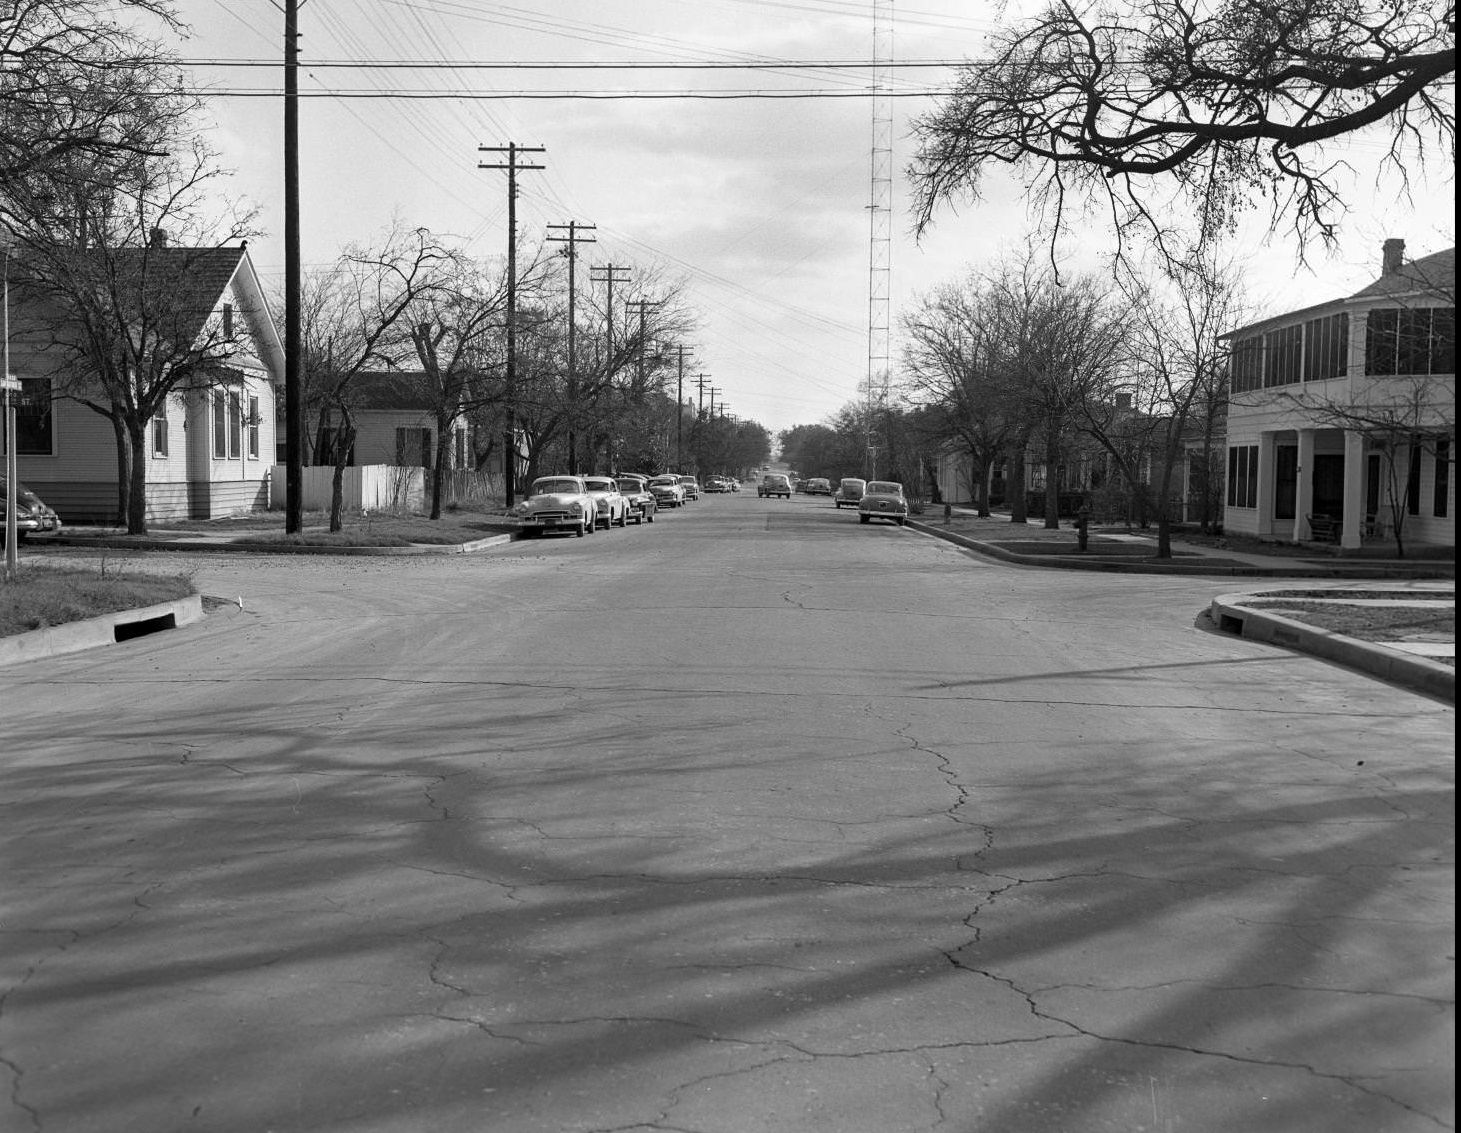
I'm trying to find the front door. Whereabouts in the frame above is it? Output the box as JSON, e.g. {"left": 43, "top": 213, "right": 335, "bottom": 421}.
{"left": 1312, "top": 453, "right": 1345, "bottom": 518}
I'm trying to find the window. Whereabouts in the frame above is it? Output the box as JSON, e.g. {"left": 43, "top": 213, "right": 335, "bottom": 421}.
{"left": 2, "top": 377, "right": 54, "bottom": 455}
{"left": 1230, "top": 336, "right": 1263, "bottom": 392}
{"left": 151, "top": 414, "right": 169, "bottom": 458}
{"left": 1264, "top": 324, "right": 1302, "bottom": 387}
{"left": 1435, "top": 439, "right": 1450, "bottom": 518}
{"left": 247, "top": 395, "right": 259, "bottom": 459}
{"left": 1302, "top": 313, "right": 1348, "bottom": 382}
{"left": 213, "top": 390, "right": 240, "bottom": 459}
{"left": 222, "top": 302, "right": 234, "bottom": 339}
{"left": 395, "top": 427, "right": 431, "bottom": 468}
{"left": 1366, "top": 307, "right": 1457, "bottom": 375}
{"left": 1226, "top": 444, "right": 1258, "bottom": 509}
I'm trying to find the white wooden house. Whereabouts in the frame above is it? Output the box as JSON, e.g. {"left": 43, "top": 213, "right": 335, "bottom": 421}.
{"left": 5, "top": 243, "right": 283, "bottom": 524}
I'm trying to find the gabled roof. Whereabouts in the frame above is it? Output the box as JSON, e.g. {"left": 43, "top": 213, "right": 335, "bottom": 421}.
{"left": 351, "top": 371, "right": 435, "bottom": 410}
{"left": 1350, "top": 247, "right": 1455, "bottom": 301}
{"left": 1221, "top": 244, "right": 1456, "bottom": 341}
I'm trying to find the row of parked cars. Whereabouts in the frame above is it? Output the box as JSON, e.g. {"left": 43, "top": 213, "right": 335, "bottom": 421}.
{"left": 756, "top": 473, "right": 910, "bottom": 526}
{"left": 508, "top": 473, "right": 713, "bottom": 537}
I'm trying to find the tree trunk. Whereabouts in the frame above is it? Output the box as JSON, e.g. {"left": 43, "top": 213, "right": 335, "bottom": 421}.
{"left": 124, "top": 417, "right": 149, "bottom": 534}
{"left": 109, "top": 412, "right": 131, "bottom": 527}
{"left": 429, "top": 411, "right": 452, "bottom": 520}
{"left": 329, "top": 417, "right": 356, "bottom": 533}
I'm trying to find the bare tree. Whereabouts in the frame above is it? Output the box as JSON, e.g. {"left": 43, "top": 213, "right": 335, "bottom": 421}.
{"left": 1081, "top": 253, "right": 1244, "bottom": 556}
{"left": 910, "top": 0, "right": 1455, "bottom": 265}
{"left": 300, "top": 225, "right": 463, "bottom": 532}
{"left": 0, "top": 1, "right": 187, "bottom": 225}
{"left": 899, "top": 277, "right": 1020, "bottom": 514}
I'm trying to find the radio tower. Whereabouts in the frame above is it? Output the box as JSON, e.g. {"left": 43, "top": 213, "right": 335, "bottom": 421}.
{"left": 864, "top": 0, "right": 893, "bottom": 479}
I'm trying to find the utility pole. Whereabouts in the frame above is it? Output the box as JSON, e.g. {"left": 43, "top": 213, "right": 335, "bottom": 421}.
{"left": 693, "top": 373, "right": 711, "bottom": 418}
{"left": 626, "top": 298, "right": 659, "bottom": 400}
{"left": 590, "top": 264, "right": 631, "bottom": 375}
{"left": 478, "top": 142, "right": 545, "bottom": 506}
{"left": 709, "top": 387, "right": 722, "bottom": 419}
{"left": 666, "top": 344, "right": 693, "bottom": 469}
{"left": 283, "top": 0, "right": 307, "bottom": 533}
{"left": 547, "top": 221, "right": 596, "bottom": 474}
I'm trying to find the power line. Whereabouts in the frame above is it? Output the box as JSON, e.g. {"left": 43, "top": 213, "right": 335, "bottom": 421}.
{"left": 189, "top": 87, "right": 954, "bottom": 99}
{"left": 181, "top": 57, "right": 966, "bottom": 69}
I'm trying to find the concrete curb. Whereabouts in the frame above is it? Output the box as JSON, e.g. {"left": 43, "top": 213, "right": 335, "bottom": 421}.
{"left": 1209, "top": 592, "right": 1455, "bottom": 703}
{"left": 0, "top": 594, "right": 205, "bottom": 670}
{"left": 907, "top": 520, "right": 1456, "bottom": 579}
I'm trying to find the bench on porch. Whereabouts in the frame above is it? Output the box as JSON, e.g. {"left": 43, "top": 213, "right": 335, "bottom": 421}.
{"left": 1306, "top": 513, "right": 1340, "bottom": 544}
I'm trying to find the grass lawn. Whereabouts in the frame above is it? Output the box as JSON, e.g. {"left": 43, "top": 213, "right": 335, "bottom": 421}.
{"left": 1, "top": 563, "right": 195, "bottom": 638}
{"left": 146, "top": 507, "right": 516, "bottom": 547}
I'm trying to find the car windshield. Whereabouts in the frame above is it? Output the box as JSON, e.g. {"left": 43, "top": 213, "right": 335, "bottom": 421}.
{"left": 584, "top": 480, "right": 614, "bottom": 492}
{"left": 533, "top": 478, "right": 582, "bottom": 495}
{"left": 678, "top": 476, "right": 697, "bottom": 485}
{"left": 617, "top": 481, "right": 642, "bottom": 493}
{"left": 867, "top": 481, "right": 902, "bottom": 495}
{"left": 840, "top": 479, "right": 865, "bottom": 490}
{"left": 649, "top": 476, "right": 677, "bottom": 486}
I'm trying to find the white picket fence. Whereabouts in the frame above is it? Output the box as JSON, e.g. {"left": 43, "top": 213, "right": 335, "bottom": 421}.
{"left": 269, "top": 465, "right": 426, "bottom": 513}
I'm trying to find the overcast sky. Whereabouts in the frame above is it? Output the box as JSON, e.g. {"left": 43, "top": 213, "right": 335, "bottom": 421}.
{"left": 170, "top": 0, "right": 1454, "bottom": 438}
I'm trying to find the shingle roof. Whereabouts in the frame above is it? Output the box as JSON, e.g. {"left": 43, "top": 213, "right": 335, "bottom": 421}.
{"left": 111, "top": 245, "right": 248, "bottom": 344}
{"left": 350, "top": 371, "right": 435, "bottom": 410}
{"left": 1350, "top": 247, "right": 1455, "bottom": 300}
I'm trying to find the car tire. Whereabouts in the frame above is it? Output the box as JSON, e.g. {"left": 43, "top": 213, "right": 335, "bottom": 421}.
{"left": 897, "top": 517, "right": 906, "bottom": 526}
{"left": 575, "top": 523, "right": 585, "bottom": 537}
{"left": 859, "top": 514, "right": 870, "bottom": 524}
{"left": 616, "top": 512, "right": 627, "bottom": 528}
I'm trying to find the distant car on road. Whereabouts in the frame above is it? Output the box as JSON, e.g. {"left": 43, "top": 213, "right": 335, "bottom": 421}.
{"left": 0, "top": 477, "right": 63, "bottom": 544}
{"left": 677, "top": 475, "right": 701, "bottom": 501}
{"left": 758, "top": 473, "right": 792, "bottom": 498}
{"left": 511, "top": 475, "right": 595, "bottom": 537}
{"left": 833, "top": 478, "right": 866, "bottom": 509}
{"left": 858, "top": 481, "right": 909, "bottom": 526}
{"left": 804, "top": 477, "right": 832, "bottom": 496}
{"left": 583, "top": 475, "right": 629, "bottom": 529}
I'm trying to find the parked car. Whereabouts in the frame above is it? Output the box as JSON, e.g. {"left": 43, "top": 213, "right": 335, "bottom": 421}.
{"left": 647, "top": 474, "right": 686, "bottom": 508}
{"left": 833, "top": 478, "right": 866, "bottom": 509}
{"left": 582, "top": 475, "right": 629, "bottom": 529}
{"left": 510, "top": 475, "right": 596, "bottom": 537}
{"left": 858, "top": 481, "right": 909, "bottom": 526}
{"left": 804, "top": 477, "right": 832, "bottom": 496}
{"left": 0, "top": 477, "right": 63, "bottom": 543}
{"left": 701, "top": 476, "right": 727, "bottom": 493}
{"left": 758, "top": 472, "right": 793, "bottom": 498}
{"left": 677, "top": 475, "right": 701, "bottom": 501}
{"left": 617, "top": 476, "right": 658, "bottom": 524}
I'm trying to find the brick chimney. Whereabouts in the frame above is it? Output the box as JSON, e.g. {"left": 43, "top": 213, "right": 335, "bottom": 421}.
{"left": 1382, "top": 237, "right": 1405, "bottom": 275}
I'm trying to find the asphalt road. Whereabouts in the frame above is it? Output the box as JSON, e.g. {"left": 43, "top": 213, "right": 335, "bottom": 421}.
{"left": 2, "top": 493, "right": 1453, "bottom": 1133}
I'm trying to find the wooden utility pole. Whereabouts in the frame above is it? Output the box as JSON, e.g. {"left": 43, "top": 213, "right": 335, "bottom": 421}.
{"left": 626, "top": 298, "right": 659, "bottom": 400}
{"left": 478, "top": 142, "right": 545, "bottom": 506}
{"left": 667, "top": 344, "right": 693, "bottom": 468}
{"left": 283, "top": 0, "right": 305, "bottom": 533}
{"left": 547, "top": 221, "right": 596, "bottom": 474}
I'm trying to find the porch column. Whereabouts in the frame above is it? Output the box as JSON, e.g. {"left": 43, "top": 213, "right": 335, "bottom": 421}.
{"left": 1256, "top": 432, "right": 1278, "bottom": 537}
{"left": 1294, "top": 428, "right": 1316, "bottom": 540}
{"left": 1340, "top": 429, "right": 1365, "bottom": 549}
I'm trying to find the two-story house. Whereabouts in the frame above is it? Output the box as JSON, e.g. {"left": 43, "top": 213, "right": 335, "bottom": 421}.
{"left": 1220, "top": 240, "right": 1454, "bottom": 550}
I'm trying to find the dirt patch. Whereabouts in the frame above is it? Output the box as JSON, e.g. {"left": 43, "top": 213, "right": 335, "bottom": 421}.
{"left": 1250, "top": 601, "right": 1455, "bottom": 642}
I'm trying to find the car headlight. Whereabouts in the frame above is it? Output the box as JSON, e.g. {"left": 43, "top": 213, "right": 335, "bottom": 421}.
{"left": 569, "top": 502, "right": 583, "bottom": 514}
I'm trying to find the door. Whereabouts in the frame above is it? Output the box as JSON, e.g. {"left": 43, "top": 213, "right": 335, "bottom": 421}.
{"left": 1274, "top": 444, "right": 1297, "bottom": 520}
{"left": 1311, "top": 453, "right": 1345, "bottom": 518}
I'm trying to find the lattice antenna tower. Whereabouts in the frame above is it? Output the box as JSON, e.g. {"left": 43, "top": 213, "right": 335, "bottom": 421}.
{"left": 865, "top": 0, "right": 893, "bottom": 477}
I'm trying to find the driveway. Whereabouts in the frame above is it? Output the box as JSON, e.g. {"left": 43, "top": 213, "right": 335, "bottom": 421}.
{"left": 2, "top": 495, "right": 1453, "bottom": 1133}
